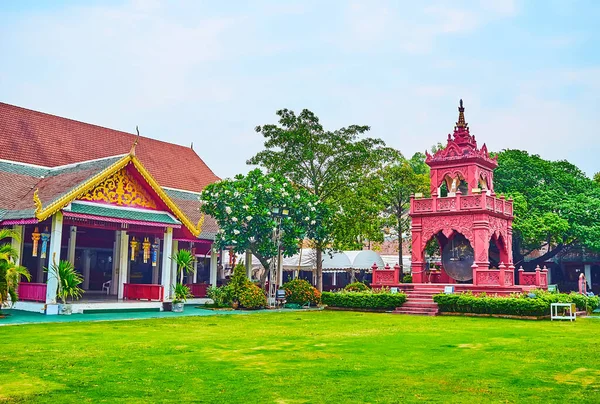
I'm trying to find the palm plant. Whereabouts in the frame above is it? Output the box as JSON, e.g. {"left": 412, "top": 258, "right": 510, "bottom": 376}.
{"left": 0, "top": 228, "right": 31, "bottom": 309}
{"left": 46, "top": 260, "right": 84, "bottom": 304}
{"left": 170, "top": 249, "right": 196, "bottom": 285}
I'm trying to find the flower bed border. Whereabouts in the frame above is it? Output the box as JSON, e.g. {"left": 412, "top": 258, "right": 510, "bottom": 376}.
{"left": 324, "top": 306, "right": 391, "bottom": 313}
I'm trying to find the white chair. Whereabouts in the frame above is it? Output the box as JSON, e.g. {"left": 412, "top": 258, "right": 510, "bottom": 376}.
{"left": 102, "top": 280, "right": 111, "bottom": 295}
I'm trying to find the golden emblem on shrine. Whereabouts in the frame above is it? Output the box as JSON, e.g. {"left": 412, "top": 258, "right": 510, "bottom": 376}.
{"left": 130, "top": 237, "right": 139, "bottom": 261}
{"left": 31, "top": 227, "right": 41, "bottom": 257}
{"left": 79, "top": 167, "right": 157, "bottom": 209}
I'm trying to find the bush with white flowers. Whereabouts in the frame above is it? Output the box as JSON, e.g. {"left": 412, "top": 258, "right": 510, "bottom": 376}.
{"left": 200, "top": 169, "right": 330, "bottom": 281}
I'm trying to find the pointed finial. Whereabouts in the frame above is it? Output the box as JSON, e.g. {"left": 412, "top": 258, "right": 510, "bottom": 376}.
{"left": 190, "top": 141, "right": 194, "bottom": 150}
{"left": 456, "top": 99, "right": 466, "bottom": 128}
{"left": 130, "top": 126, "right": 140, "bottom": 156}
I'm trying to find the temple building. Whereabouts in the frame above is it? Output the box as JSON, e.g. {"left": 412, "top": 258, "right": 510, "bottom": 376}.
{"left": 0, "top": 102, "right": 220, "bottom": 314}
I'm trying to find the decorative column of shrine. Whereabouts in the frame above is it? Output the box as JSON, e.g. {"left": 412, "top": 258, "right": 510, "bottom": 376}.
{"left": 471, "top": 214, "right": 490, "bottom": 285}
{"left": 410, "top": 216, "right": 426, "bottom": 283}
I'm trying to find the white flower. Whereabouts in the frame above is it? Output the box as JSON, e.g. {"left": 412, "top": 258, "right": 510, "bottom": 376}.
{"left": 225, "top": 206, "right": 232, "bottom": 214}
{"left": 283, "top": 183, "right": 288, "bottom": 187}
{"left": 266, "top": 188, "right": 272, "bottom": 193}
{"left": 234, "top": 191, "right": 240, "bottom": 197}
{"left": 311, "top": 207, "right": 316, "bottom": 211}
{"left": 218, "top": 229, "right": 225, "bottom": 234}
{"left": 304, "top": 216, "right": 310, "bottom": 221}
{"left": 246, "top": 216, "right": 253, "bottom": 221}
{"left": 224, "top": 190, "right": 230, "bottom": 194}
{"left": 307, "top": 202, "right": 312, "bottom": 207}
{"left": 311, "top": 220, "right": 316, "bottom": 225}
{"left": 267, "top": 211, "right": 272, "bottom": 216}
{"left": 214, "top": 192, "right": 219, "bottom": 198}
{"left": 295, "top": 194, "right": 301, "bottom": 200}
{"left": 233, "top": 229, "right": 240, "bottom": 235}
{"left": 232, "top": 240, "right": 237, "bottom": 244}
{"left": 257, "top": 184, "right": 263, "bottom": 189}
{"left": 232, "top": 217, "right": 238, "bottom": 222}
{"left": 281, "top": 191, "right": 288, "bottom": 197}
{"left": 269, "top": 177, "right": 275, "bottom": 182}
{"left": 243, "top": 205, "right": 249, "bottom": 210}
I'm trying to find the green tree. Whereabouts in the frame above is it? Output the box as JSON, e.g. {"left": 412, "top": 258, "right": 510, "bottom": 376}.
{"left": 494, "top": 150, "right": 600, "bottom": 268}
{"left": 248, "top": 108, "right": 397, "bottom": 290}
{"left": 373, "top": 154, "right": 430, "bottom": 269}
{"left": 594, "top": 172, "right": 600, "bottom": 184}
{"left": 199, "top": 169, "right": 329, "bottom": 286}
{"left": 0, "top": 228, "right": 30, "bottom": 309}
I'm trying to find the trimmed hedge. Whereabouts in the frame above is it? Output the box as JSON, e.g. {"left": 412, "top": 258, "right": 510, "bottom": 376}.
{"left": 344, "top": 282, "right": 370, "bottom": 292}
{"left": 434, "top": 291, "right": 600, "bottom": 317}
{"left": 322, "top": 291, "right": 406, "bottom": 310}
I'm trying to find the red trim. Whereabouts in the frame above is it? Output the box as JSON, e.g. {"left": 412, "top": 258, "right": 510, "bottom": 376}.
{"left": 1, "top": 218, "right": 39, "bottom": 225}
{"left": 123, "top": 283, "right": 164, "bottom": 301}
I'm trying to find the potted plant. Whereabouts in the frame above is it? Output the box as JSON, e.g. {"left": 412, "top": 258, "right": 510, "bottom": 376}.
{"left": 46, "top": 260, "right": 84, "bottom": 315}
{"left": 172, "top": 283, "right": 192, "bottom": 312}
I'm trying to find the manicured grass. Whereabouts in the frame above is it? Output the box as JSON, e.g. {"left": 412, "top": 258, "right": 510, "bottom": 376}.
{"left": 2, "top": 312, "right": 600, "bottom": 403}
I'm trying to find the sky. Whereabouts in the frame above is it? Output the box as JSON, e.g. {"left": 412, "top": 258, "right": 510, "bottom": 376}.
{"left": 1, "top": 0, "right": 599, "bottom": 179}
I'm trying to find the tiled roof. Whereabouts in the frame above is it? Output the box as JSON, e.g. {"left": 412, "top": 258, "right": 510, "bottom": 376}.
{"left": 0, "top": 102, "right": 220, "bottom": 192}
{"left": 69, "top": 202, "right": 180, "bottom": 225}
{"left": 164, "top": 188, "right": 219, "bottom": 240}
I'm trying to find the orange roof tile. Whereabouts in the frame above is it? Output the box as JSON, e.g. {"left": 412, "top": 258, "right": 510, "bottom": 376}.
{"left": 0, "top": 102, "right": 219, "bottom": 192}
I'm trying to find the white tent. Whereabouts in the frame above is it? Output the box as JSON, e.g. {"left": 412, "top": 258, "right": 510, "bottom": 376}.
{"left": 380, "top": 255, "right": 412, "bottom": 273}
{"left": 322, "top": 251, "right": 352, "bottom": 272}
{"left": 347, "top": 250, "right": 385, "bottom": 270}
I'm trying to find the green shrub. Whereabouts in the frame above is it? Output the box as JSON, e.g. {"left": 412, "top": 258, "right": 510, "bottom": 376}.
{"left": 344, "top": 282, "right": 370, "bottom": 292}
{"left": 433, "top": 291, "right": 600, "bottom": 317}
{"left": 322, "top": 291, "right": 406, "bottom": 310}
{"left": 206, "top": 286, "right": 232, "bottom": 308}
{"left": 402, "top": 274, "right": 412, "bottom": 283}
{"left": 238, "top": 283, "right": 267, "bottom": 309}
{"left": 282, "top": 279, "right": 321, "bottom": 306}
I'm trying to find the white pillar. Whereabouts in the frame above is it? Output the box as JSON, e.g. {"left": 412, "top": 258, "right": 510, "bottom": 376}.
{"left": 332, "top": 271, "right": 337, "bottom": 286}
{"left": 209, "top": 248, "right": 218, "bottom": 287}
{"left": 111, "top": 231, "right": 120, "bottom": 295}
{"left": 192, "top": 258, "right": 198, "bottom": 283}
{"left": 67, "top": 226, "right": 77, "bottom": 265}
{"left": 585, "top": 264, "right": 592, "bottom": 286}
{"left": 161, "top": 228, "right": 173, "bottom": 299}
{"left": 117, "top": 230, "right": 129, "bottom": 299}
{"left": 11, "top": 225, "right": 24, "bottom": 266}
{"left": 245, "top": 250, "right": 253, "bottom": 279}
{"left": 171, "top": 240, "right": 179, "bottom": 287}
{"left": 82, "top": 249, "right": 91, "bottom": 290}
{"left": 46, "top": 212, "right": 63, "bottom": 305}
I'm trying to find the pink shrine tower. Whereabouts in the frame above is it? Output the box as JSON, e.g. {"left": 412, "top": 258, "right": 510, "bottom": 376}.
{"left": 409, "top": 100, "right": 515, "bottom": 286}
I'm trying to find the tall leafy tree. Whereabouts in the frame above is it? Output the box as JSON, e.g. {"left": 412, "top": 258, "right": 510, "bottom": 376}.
{"left": 248, "top": 109, "right": 397, "bottom": 290}
{"left": 494, "top": 150, "right": 600, "bottom": 267}
{"left": 594, "top": 172, "right": 600, "bottom": 184}
{"left": 200, "top": 169, "right": 329, "bottom": 286}
{"left": 372, "top": 154, "right": 430, "bottom": 269}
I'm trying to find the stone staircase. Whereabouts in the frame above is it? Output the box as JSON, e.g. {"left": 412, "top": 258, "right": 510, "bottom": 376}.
{"left": 393, "top": 285, "right": 442, "bottom": 316}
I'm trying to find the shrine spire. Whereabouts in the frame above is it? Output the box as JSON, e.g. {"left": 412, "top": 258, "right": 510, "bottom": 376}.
{"left": 456, "top": 99, "right": 466, "bottom": 128}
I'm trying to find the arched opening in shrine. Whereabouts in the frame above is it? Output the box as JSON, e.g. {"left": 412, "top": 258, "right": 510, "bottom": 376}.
{"left": 439, "top": 173, "right": 469, "bottom": 197}
{"left": 422, "top": 230, "right": 475, "bottom": 283}
{"left": 488, "top": 233, "right": 509, "bottom": 268}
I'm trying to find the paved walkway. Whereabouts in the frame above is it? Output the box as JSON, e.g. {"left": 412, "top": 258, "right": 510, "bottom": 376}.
{"left": 0, "top": 306, "right": 251, "bottom": 326}
{"left": 0, "top": 306, "right": 322, "bottom": 326}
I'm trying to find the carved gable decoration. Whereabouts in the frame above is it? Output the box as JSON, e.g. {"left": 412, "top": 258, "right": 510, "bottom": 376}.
{"left": 78, "top": 167, "right": 158, "bottom": 209}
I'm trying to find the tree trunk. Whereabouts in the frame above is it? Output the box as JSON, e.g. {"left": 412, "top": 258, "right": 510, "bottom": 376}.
{"left": 254, "top": 251, "right": 271, "bottom": 288}
{"left": 316, "top": 247, "right": 323, "bottom": 292}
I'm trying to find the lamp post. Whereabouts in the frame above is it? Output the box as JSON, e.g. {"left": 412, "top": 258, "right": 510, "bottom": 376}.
{"left": 268, "top": 207, "right": 289, "bottom": 308}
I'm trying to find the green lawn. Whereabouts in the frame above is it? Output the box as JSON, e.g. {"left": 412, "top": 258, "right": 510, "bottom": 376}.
{"left": 2, "top": 311, "right": 600, "bottom": 403}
